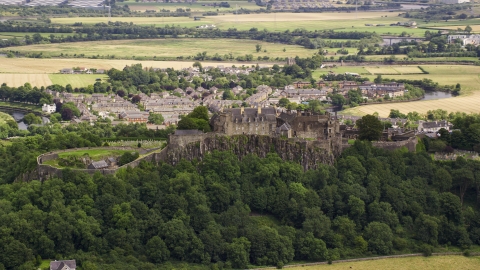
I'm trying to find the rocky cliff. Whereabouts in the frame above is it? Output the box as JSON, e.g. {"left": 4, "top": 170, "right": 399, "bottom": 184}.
{"left": 166, "top": 134, "right": 343, "bottom": 170}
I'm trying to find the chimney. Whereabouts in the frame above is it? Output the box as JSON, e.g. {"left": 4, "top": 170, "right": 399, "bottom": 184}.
{"left": 257, "top": 106, "right": 262, "bottom": 115}
{"left": 240, "top": 106, "right": 244, "bottom": 115}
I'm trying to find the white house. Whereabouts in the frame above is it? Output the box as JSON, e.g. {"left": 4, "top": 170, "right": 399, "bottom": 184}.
{"left": 42, "top": 104, "right": 56, "bottom": 114}
{"left": 417, "top": 120, "right": 452, "bottom": 133}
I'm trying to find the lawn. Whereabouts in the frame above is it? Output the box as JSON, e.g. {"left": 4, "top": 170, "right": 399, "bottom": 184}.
{"left": 49, "top": 74, "right": 109, "bottom": 88}
{"left": 365, "top": 66, "right": 400, "bottom": 75}
{"left": 342, "top": 65, "right": 480, "bottom": 117}
{"left": 4, "top": 38, "right": 317, "bottom": 59}
{"left": 125, "top": 0, "right": 262, "bottom": 12}
{"left": 0, "top": 58, "right": 273, "bottom": 74}
{"left": 0, "top": 112, "right": 14, "bottom": 125}
{"left": 313, "top": 66, "right": 371, "bottom": 76}
{"left": 43, "top": 149, "right": 135, "bottom": 168}
{"left": 289, "top": 255, "right": 480, "bottom": 270}
{"left": 0, "top": 73, "right": 52, "bottom": 87}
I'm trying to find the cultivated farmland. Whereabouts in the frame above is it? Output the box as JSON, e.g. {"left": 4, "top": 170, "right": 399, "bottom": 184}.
{"left": 290, "top": 255, "right": 480, "bottom": 270}
{"left": 4, "top": 39, "right": 316, "bottom": 59}
{"left": 49, "top": 74, "right": 109, "bottom": 88}
{"left": 0, "top": 58, "right": 271, "bottom": 74}
{"left": 0, "top": 74, "right": 52, "bottom": 87}
{"left": 342, "top": 65, "right": 480, "bottom": 117}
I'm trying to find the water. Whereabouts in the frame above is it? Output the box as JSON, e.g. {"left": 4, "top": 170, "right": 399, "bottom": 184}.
{"left": 10, "top": 112, "right": 28, "bottom": 130}
{"left": 420, "top": 91, "right": 452, "bottom": 101}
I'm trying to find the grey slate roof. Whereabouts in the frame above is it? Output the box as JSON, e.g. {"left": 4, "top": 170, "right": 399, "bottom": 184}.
{"left": 50, "top": 260, "right": 76, "bottom": 270}
{"left": 89, "top": 160, "right": 109, "bottom": 169}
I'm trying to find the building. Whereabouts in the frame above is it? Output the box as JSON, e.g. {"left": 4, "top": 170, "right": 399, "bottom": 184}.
{"left": 212, "top": 107, "right": 340, "bottom": 139}
{"left": 50, "top": 260, "right": 76, "bottom": 270}
{"left": 42, "top": 104, "right": 56, "bottom": 113}
{"left": 88, "top": 160, "right": 109, "bottom": 170}
{"left": 60, "top": 68, "right": 73, "bottom": 74}
{"left": 448, "top": 34, "right": 480, "bottom": 46}
{"left": 119, "top": 111, "right": 149, "bottom": 123}
{"left": 417, "top": 120, "right": 452, "bottom": 133}
{"left": 440, "top": 0, "right": 469, "bottom": 4}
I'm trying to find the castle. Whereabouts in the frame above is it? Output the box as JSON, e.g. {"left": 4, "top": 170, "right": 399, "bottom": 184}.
{"left": 211, "top": 107, "right": 340, "bottom": 140}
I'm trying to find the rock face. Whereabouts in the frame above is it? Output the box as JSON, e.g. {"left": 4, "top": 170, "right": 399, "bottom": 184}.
{"left": 166, "top": 133, "right": 343, "bottom": 170}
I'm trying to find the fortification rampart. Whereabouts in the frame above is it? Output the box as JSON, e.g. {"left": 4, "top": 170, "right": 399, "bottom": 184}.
{"left": 34, "top": 133, "right": 418, "bottom": 182}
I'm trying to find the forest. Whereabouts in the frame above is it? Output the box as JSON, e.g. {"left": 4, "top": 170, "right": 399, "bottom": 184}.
{"left": 0, "top": 139, "right": 479, "bottom": 269}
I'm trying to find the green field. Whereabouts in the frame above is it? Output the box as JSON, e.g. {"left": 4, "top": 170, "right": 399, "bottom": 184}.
{"left": 290, "top": 255, "right": 480, "bottom": 270}
{"left": 0, "top": 32, "right": 68, "bottom": 39}
{"left": 49, "top": 74, "right": 109, "bottom": 88}
{"left": 49, "top": 11, "right": 425, "bottom": 34}
{"left": 342, "top": 65, "right": 480, "bottom": 117}
{"left": 0, "top": 112, "right": 14, "bottom": 125}
{"left": 0, "top": 101, "right": 41, "bottom": 112}
{"left": 125, "top": 0, "right": 262, "bottom": 12}
{"left": 5, "top": 38, "right": 317, "bottom": 59}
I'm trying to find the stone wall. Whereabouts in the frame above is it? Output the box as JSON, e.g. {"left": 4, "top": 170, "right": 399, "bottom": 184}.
{"left": 372, "top": 136, "right": 418, "bottom": 152}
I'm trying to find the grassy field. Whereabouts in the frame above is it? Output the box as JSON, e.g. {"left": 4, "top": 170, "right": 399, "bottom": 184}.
{"left": 0, "top": 101, "right": 41, "bottom": 111}
{"left": 49, "top": 12, "right": 425, "bottom": 34}
{"left": 0, "top": 58, "right": 271, "bottom": 74}
{"left": 4, "top": 38, "right": 316, "bottom": 59}
{"left": 0, "top": 112, "right": 14, "bottom": 125}
{"left": 364, "top": 66, "right": 424, "bottom": 75}
{"left": 125, "top": 0, "right": 262, "bottom": 12}
{"left": 49, "top": 74, "right": 109, "bottom": 88}
{"left": 289, "top": 255, "right": 480, "bottom": 270}
{"left": 342, "top": 65, "right": 480, "bottom": 117}
{"left": 0, "top": 73, "right": 52, "bottom": 87}
{"left": 0, "top": 32, "right": 69, "bottom": 39}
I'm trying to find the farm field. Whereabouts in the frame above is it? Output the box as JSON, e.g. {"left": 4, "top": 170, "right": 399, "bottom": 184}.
{"left": 125, "top": 0, "right": 261, "bottom": 12}
{"left": 0, "top": 112, "right": 14, "bottom": 125}
{"left": 0, "top": 73, "right": 52, "bottom": 87}
{"left": 0, "top": 32, "right": 69, "bottom": 39}
{"left": 313, "top": 66, "right": 371, "bottom": 76}
{"left": 365, "top": 66, "right": 424, "bottom": 75}
{"left": 49, "top": 74, "right": 109, "bottom": 88}
{"left": 342, "top": 65, "right": 480, "bottom": 117}
{"left": 0, "top": 58, "right": 269, "bottom": 74}
{"left": 289, "top": 255, "right": 480, "bottom": 270}
{"left": 49, "top": 12, "right": 423, "bottom": 34}
{"left": 3, "top": 39, "right": 316, "bottom": 59}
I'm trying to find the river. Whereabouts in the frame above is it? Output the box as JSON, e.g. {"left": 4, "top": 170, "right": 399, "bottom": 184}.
{"left": 9, "top": 111, "right": 49, "bottom": 130}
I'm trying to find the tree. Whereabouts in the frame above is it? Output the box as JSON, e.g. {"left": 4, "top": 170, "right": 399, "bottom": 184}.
{"left": 177, "top": 117, "right": 198, "bottom": 130}
{"left": 374, "top": 75, "right": 383, "bottom": 84}
{"left": 330, "top": 94, "right": 346, "bottom": 107}
{"left": 131, "top": 95, "right": 141, "bottom": 104}
{"left": 148, "top": 113, "right": 164, "bottom": 125}
{"left": 227, "top": 237, "right": 251, "bottom": 269}
{"left": 389, "top": 109, "right": 406, "bottom": 119}
{"left": 279, "top": 98, "right": 290, "bottom": 108}
{"left": 364, "top": 222, "right": 394, "bottom": 255}
{"left": 23, "top": 113, "right": 42, "bottom": 125}
{"left": 356, "top": 114, "right": 383, "bottom": 141}
{"left": 465, "top": 25, "right": 472, "bottom": 34}
{"left": 146, "top": 236, "right": 170, "bottom": 263}
{"left": 256, "top": 44, "right": 262, "bottom": 53}
{"left": 61, "top": 108, "right": 74, "bottom": 121}
{"left": 193, "top": 61, "right": 203, "bottom": 72}
{"left": 187, "top": 106, "right": 209, "bottom": 122}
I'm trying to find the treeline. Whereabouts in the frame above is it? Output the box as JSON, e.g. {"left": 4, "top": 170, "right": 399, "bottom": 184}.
{"left": 0, "top": 83, "right": 53, "bottom": 104}
{"left": 0, "top": 21, "right": 380, "bottom": 52}
{"left": 104, "top": 59, "right": 322, "bottom": 96}
{"left": 380, "top": 77, "right": 458, "bottom": 93}
{"left": 0, "top": 141, "right": 479, "bottom": 269}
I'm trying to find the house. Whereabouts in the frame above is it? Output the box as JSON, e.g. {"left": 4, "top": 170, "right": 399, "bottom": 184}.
{"left": 119, "top": 111, "right": 149, "bottom": 123}
{"left": 61, "top": 68, "right": 73, "bottom": 74}
{"left": 96, "top": 69, "right": 105, "bottom": 74}
{"left": 417, "top": 120, "right": 452, "bottom": 133}
{"left": 293, "top": 81, "right": 311, "bottom": 88}
{"left": 50, "top": 260, "right": 76, "bottom": 270}
{"left": 106, "top": 157, "right": 117, "bottom": 167}
{"left": 88, "top": 160, "right": 109, "bottom": 170}
{"left": 42, "top": 104, "right": 56, "bottom": 113}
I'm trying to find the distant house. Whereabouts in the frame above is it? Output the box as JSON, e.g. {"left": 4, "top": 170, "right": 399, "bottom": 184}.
{"left": 417, "top": 120, "right": 452, "bottom": 133}
{"left": 61, "top": 68, "right": 74, "bottom": 74}
{"left": 88, "top": 160, "right": 109, "bottom": 170}
{"left": 50, "top": 260, "right": 76, "bottom": 270}
{"left": 96, "top": 69, "right": 105, "bottom": 74}
{"left": 119, "top": 111, "right": 149, "bottom": 123}
{"left": 42, "top": 104, "right": 56, "bottom": 113}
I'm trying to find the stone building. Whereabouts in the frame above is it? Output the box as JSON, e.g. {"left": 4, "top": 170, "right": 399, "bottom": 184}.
{"left": 211, "top": 107, "right": 277, "bottom": 136}
{"left": 211, "top": 107, "right": 340, "bottom": 140}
